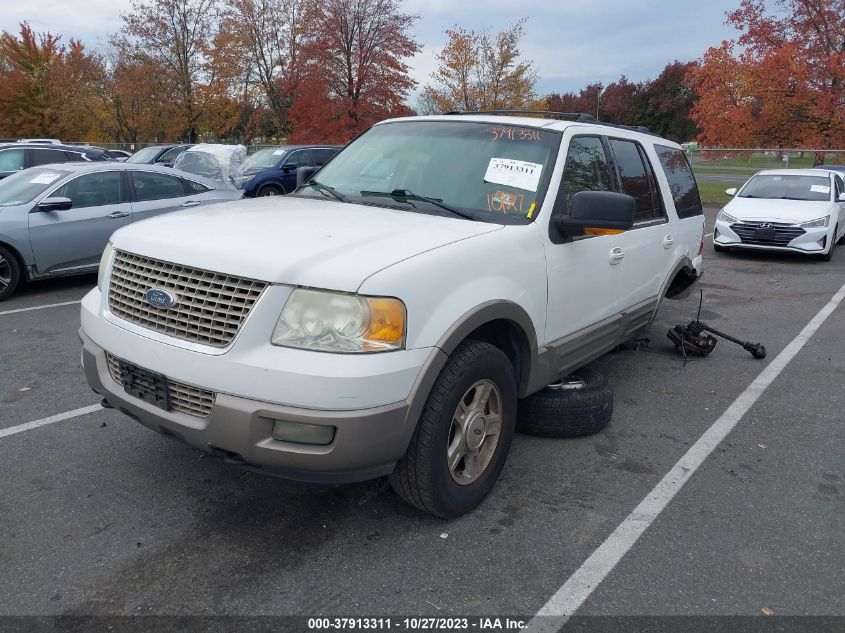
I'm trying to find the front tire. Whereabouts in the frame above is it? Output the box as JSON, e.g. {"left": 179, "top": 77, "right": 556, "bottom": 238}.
{"left": 390, "top": 340, "right": 517, "bottom": 518}
{"left": 0, "top": 244, "right": 21, "bottom": 302}
{"left": 257, "top": 184, "right": 284, "bottom": 197}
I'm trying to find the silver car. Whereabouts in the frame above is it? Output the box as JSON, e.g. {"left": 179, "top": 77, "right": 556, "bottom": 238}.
{"left": 0, "top": 163, "right": 243, "bottom": 300}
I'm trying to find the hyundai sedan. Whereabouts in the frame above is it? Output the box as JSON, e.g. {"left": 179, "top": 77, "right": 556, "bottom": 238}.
{"left": 0, "top": 163, "right": 242, "bottom": 300}
{"left": 713, "top": 169, "right": 845, "bottom": 260}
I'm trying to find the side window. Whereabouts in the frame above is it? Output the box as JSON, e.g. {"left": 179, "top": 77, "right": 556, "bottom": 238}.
{"left": 834, "top": 175, "right": 843, "bottom": 199}
{"left": 182, "top": 178, "right": 211, "bottom": 194}
{"left": 53, "top": 172, "right": 124, "bottom": 208}
{"left": 132, "top": 171, "right": 186, "bottom": 201}
{"left": 158, "top": 146, "right": 188, "bottom": 163}
{"left": 561, "top": 136, "right": 613, "bottom": 214}
{"left": 30, "top": 148, "right": 69, "bottom": 167}
{"left": 655, "top": 145, "right": 703, "bottom": 218}
{"left": 63, "top": 151, "right": 86, "bottom": 162}
{"left": 312, "top": 149, "right": 338, "bottom": 166}
{"left": 285, "top": 150, "right": 312, "bottom": 168}
{"left": 609, "top": 139, "right": 663, "bottom": 223}
{"left": 0, "top": 148, "right": 25, "bottom": 172}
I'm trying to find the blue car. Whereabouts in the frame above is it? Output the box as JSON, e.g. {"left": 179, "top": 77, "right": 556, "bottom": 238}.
{"left": 241, "top": 145, "right": 341, "bottom": 197}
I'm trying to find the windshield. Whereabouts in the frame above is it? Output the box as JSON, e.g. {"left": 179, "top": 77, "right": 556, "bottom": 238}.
{"left": 0, "top": 168, "right": 69, "bottom": 206}
{"left": 296, "top": 120, "right": 561, "bottom": 223}
{"left": 125, "top": 147, "right": 163, "bottom": 164}
{"left": 243, "top": 148, "right": 286, "bottom": 171}
{"left": 740, "top": 174, "right": 832, "bottom": 201}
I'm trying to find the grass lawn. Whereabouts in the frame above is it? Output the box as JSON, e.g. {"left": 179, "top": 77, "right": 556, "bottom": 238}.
{"left": 697, "top": 181, "right": 733, "bottom": 207}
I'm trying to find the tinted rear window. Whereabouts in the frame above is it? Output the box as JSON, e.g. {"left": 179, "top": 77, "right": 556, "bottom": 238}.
{"left": 655, "top": 145, "right": 702, "bottom": 218}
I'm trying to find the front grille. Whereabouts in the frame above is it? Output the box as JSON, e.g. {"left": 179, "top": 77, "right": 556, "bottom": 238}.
{"left": 108, "top": 250, "right": 268, "bottom": 347}
{"left": 731, "top": 221, "right": 806, "bottom": 247}
{"left": 106, "top": 353, "right": 215, "bottom": 418}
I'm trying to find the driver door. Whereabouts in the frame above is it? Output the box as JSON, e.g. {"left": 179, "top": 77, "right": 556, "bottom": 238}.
{"left": 28, "top": 170, "right": 131, "bottom": 275}
{"left": 541, "top": 134, "right": 631, "bottom": 376}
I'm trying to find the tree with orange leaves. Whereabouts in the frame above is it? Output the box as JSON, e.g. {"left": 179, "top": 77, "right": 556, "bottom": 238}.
{"left": 287, "top": 0, "right": 420, "bottom": 144}
{"left": 688, "top": 0, "right": 845, "bottom": 148}
{"left": 0, "top": 23, "right": 103, "bottom": 140}
{"left": 421, "top": 20, "right": 537, "bottom": 114}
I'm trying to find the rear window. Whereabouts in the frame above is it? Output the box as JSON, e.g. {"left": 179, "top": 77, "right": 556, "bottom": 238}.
{"left": 655, "top": 145, "right": 703, "bottom": 218}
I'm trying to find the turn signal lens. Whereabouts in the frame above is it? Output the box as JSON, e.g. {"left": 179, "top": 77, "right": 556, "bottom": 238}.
{"left": 362, "top": 298, "right": 406, "bottom": 350}
{"left": 97, "top": 242, "right": 113, "bottom": 291}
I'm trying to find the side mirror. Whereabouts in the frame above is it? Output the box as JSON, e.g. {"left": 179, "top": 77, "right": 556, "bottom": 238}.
{"left": 36, "top": 196, "right": 73, "bottom": 212}
{"left": 297, "top": 166, "right": 318, "bottom": 188}
{"left": 282, "top": 163, "right": 298, "bottom": 173}
{"left": 725, "top": 187, "right": 738, "bottom": 197}
{"left": 555, "top": 191, "right": 635, "bottom": 235}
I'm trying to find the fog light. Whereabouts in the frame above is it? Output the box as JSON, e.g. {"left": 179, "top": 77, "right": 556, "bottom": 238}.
{"left": 817, "top": 236, "right": 827, "bottom": 248}
{"left": 271, "top": 419, "right": 335, "bottom": 445}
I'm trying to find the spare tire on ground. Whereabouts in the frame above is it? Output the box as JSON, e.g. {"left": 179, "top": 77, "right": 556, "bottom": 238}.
{"left": 516, "top": 367, "right": 613, "bottom": 438}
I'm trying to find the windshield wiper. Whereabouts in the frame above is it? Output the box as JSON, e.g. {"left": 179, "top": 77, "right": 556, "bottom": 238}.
{"left": 304, "top": 180, "right": 349, "bottom": 203}
{"left": 360, "top": 189, "right": 475, "bottom": 220}
{"left": 778, "top": 196, "right": 805, "bottom": 200}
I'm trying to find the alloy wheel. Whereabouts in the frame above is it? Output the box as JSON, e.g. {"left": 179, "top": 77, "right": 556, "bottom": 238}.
{"left": 447, "top": 379, "right": 503, "bottom": 485}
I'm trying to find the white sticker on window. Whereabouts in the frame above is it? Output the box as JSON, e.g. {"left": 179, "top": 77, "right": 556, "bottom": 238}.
{"left": 484, "top": 158, "right": 543, "bottom": 192}
{"left": 810, "top": 184, "right": 830, "bottom": 194}
{"left": 273, "top": 150, "right": 285, "bottom": 155}
{"left": 30, "top": 173, "right": 61, "bottom": 184}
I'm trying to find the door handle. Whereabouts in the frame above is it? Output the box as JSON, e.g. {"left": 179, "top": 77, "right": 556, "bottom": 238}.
{"left": 181, "top": 200, "right": 201, "bottom": 207}
{"left": 663, "top": 235, "right": 674, "bottom": 249}
{"left": 107, "top": 211, "right": 130, "bottom": 219}
{"left": 609, "top": 247, "right": 625, "bottom": 265}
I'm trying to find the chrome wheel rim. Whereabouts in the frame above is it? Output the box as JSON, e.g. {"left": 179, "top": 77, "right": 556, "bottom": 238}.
{"left": 547, "top": 374, "right": 586, "bottom": 391}
{"left": 0, "top": 254, "right": 10, "bottom": 291}
{"left": 447, "top": 379, "right": 502, "bottom": 485}
{"left": 261, "top": 189, "right": 277, "bottom": 196}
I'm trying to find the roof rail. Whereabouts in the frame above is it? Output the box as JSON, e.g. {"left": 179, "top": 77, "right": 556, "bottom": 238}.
{"left": 444, "top": 110, "right": 596, "bottom": 122}
{"left": 442, "top": 110, "right": 658, "bottom": 136}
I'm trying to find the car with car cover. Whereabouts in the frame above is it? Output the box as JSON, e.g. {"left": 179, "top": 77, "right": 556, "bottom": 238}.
{"left": 124, "top": 144, "right": 193, "bottom": 167}
{"left": 0, "top": 163, "right": 242, "bottom": 300}
{"left": 79, "top": 112, "right": 705, "bottom": 517}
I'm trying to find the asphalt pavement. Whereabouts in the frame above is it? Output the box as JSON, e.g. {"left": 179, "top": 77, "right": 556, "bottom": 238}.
{"left": 1, "top": 207, "right": 842, "bottom": 629}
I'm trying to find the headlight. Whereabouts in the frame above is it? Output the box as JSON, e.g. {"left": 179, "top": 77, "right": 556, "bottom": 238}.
{"left": 717, "top": 210, "right": 739, "bottom": 224}
{"left": 242, "top": 174, "right": 256, "bottom": 183}
{"left": 98, "top": 242, "right": 113, "bottom": 291}
{"left": 272, "top": 288, "right": 405, "bottom": 353}
{"left": 800, "top": 216, "right": 829, "bottom": 228}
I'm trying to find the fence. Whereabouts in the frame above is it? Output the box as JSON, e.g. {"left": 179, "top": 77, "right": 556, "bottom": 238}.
{"left": 686, "top": 148, "right": 845, "bottom": 170}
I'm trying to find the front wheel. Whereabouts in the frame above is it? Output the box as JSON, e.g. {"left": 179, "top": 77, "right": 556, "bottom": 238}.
{"left": 257, "top": 184, "right": 284, "bottom": 197}
{"left": 390, "top": 340, "right": 517, "bottom": 518}
{"left": 0, "top": 244, "right": 21, "bottom": 302}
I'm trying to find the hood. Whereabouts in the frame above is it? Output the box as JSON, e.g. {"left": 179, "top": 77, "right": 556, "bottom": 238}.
{"left": 111, "top": 196, "right": 503, "bottom": 291}
{"left": 724, "top": 197, "right": 834, "bottom": 223}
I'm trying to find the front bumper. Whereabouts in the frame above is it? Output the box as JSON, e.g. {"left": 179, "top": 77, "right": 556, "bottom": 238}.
{"left": 714, "top": 219, "right": 830, "bottom": 254}
{"left": 82, "top": 329, "right": 445, "bottom": 482}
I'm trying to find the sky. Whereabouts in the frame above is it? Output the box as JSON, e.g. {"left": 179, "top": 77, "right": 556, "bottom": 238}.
{"left": 0, "top": 0, "right": 741, "bottom": 98}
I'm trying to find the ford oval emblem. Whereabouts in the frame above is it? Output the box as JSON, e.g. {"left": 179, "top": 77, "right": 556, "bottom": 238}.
{"left": 143, "top": 288, "right": 177, "bottom": 309}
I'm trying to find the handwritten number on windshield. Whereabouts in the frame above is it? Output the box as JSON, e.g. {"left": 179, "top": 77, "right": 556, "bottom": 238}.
{"left": 490, "top": 127, "right": 541, "bottom": 142}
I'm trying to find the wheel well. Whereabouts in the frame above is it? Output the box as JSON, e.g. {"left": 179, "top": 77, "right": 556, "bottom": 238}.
{"left": 0, "top": 240, "right": 27, "bottom": 280}
{"left": 665, "top": 265, "right": 697, "bottom": 300}
{"left": 466, "top": 319, "right": 531, "bottom": 394}
{"left": 259, "top": 182, "right": 284, "bottom": 193}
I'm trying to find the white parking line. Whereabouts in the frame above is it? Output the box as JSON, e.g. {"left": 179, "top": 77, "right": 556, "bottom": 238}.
{"left": 0, "top": 299, "right": 82, "bottom": 317}
{"left": 525, "top": 280, "right": 845, "bottom": 633}
{"left": 0, "top": 404, "right": 103, "bottom": 439}
{"left": 705, "top": 232, "right": 714, "bottom": 238}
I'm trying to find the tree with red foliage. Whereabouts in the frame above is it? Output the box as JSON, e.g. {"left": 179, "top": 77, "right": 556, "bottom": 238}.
{"left": 688, "top": 0, "right": 845, "bottom": 147}
{"left": 287, "top": 0, "right": 420, "bottom": 144}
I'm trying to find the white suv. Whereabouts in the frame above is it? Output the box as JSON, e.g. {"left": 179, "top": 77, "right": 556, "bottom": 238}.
{"left": 80, "top": 113, "right": 705, "bottom": 517}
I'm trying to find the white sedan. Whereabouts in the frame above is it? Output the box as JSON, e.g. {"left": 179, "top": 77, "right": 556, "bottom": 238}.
{"left": 714, "top": 169, "right": 845, "bottom": 261}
